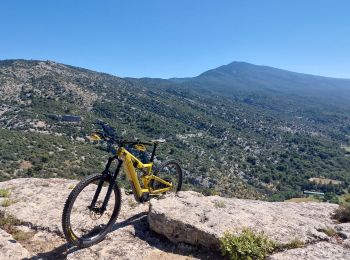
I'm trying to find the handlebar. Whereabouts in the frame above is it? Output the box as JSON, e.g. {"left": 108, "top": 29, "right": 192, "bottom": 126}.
{"left": 92, "top": 121, "right": 164, "bottom": 161}
{"left": 92, "top": 131, "right": 153, "bottom": 147}
{"left": 93, "top": 120, "right": 159, "bottom": 148}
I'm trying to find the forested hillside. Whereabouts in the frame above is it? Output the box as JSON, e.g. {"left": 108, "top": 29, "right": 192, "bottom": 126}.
{"left": 1, "top": 59, "right": 350, "bottom": 201}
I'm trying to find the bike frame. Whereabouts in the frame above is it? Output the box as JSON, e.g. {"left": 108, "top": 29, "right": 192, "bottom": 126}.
{"left": 90, "top": 144, "right": 173, "bottom": 212}
{"left": 117, "top": 147, "right": 173, "bottom": 201}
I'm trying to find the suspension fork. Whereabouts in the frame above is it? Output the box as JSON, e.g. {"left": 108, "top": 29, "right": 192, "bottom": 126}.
{"left": 89, "top": 156, "right": 122, "bottom": 213}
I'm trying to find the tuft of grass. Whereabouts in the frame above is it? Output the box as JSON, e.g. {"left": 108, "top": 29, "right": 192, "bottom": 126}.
{"left": 0, "top": 210, "right": 21, "bottom": 234}
{"left": 0, "top": 189, "right": 10, "bottom": 198}
{"left": 283, "top": 238, "right": 305, "bottom": 249}
{"left": 333, "top": 204, "right": 350, "bottom": 223}
{"left": 214, "top": 200, "right": 226, "bottom": 208}
{"left": 1, "top": 198, "right": 16, "bottom": 207}
{"left": 220, "top": 228, "right": 275, "bottom": 260}
{"left": 343, "top": 194, "right": 350, "bottom": 203}
{"left": 0, "top": 210, "right": 21, "bottom": 228}
{"left": 68, "top": 184, "right": 75, "bottom": 189}
{"left": 12, "top": 230, "right": 35, "bottom": 241}
{"left": 0, "top": 210, "right": 34, "bottom": 242}
{"left": 127, "top": 198, "right": 138, "bottom": 209}
{"left": 320, "top": 227, "right": 337, "bottom": 237}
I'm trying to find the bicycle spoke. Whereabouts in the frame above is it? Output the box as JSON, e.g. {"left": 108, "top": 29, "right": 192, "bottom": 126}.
{"left": 69, "top": 179, "right": 116, "bottom": 239}
{"left": 152, "top": 161, "right": 182, "bottom": 193}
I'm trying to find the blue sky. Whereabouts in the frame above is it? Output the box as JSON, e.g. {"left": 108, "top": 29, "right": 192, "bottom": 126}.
{"left": 1, "top": 1, "right": 349, "bottom": 78}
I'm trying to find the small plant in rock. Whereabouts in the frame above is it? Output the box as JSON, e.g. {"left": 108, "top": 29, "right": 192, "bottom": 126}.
{"left": 12, "top": 230, "right": 35, "bottom": 241}
{"left": 1, "top": 198, "right": 16, "bottom": 207}
{"left": 333, "top": 204, "right": 350, "bottom": 223}
{"left": 127, "top": 198, "right": 138, "bottom": 209}
{"left": 214, "top": 200, "right": 226, "bottom": 208}
{"left": 320, "top": 227, "right": 337, "bottom": 237}
{"left": 0, "top": 210, "right": 34, "bottom": 241}
{"left": 220, "top": 228, "right": 275, "bottom": 260}
{"left": 0, "top": 189, "right": 10, "bottom": 198}
{"left": 0, "top": 210, "right": 21, "bottom": 231}
{"left": 283, "top": 238, "right": 305, "bottom": 249}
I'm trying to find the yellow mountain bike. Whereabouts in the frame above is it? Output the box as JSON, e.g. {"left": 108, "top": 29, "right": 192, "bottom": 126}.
{"left": 62, "top": 121, "right": 182, "bottom": 248}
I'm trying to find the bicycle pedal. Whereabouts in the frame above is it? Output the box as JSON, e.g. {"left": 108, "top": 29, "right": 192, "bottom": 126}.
{"left": 124, "top": 189, "right": 133, "bottom": 195}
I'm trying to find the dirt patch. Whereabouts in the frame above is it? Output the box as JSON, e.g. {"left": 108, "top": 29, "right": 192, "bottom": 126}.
{"left": 19, "top": 160, "right": 33, "bottom": 170}
{"left": 284, "top": 197, "right": 320, "bottom": 203}
{"left": 20, "top": 229, "right": 67, "bottom": 258}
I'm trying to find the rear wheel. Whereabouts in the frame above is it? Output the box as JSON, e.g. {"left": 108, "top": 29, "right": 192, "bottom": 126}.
{"left": 62, "top": 173, "right": 121, "bottom": 248}
{"left": 151, "top": 160, "right": 182, "bottom": 193}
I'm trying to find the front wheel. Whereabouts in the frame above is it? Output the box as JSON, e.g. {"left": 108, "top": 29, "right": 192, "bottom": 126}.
{"left": 151, "top": 160, "right": 183, "bottom": 193}
{"left": 62, "top": 173, "right": 121, "bottom": 248}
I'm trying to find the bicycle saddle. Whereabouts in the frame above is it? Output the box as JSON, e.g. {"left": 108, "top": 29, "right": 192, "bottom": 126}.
{"left": 151, "top": 139, "right": 166, "bottom": 144}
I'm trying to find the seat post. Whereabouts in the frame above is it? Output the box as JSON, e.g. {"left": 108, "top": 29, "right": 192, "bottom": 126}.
{"left": 150, "top": 143, "right": 158, "bottom": 162}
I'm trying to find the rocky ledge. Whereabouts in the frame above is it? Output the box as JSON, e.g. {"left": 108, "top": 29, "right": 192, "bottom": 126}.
{"left": 149, "top": 191, "right": 350, "bottom": 259}
{"left": 0, "top": 178, "right": 349, "bottom": 259}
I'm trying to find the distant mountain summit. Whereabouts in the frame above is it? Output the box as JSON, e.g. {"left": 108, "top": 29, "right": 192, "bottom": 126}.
{"left": 173, "top": 61, "right": 350, "bottom": 106}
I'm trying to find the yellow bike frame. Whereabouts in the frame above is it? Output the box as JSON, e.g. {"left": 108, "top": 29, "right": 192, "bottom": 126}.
{"left": 117, "top": 147, "right": 173, "bottom": 200}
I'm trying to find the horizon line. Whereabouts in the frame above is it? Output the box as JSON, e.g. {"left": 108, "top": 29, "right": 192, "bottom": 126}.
{"left": 1, "top": 58, "right": 350, "bottom": 81}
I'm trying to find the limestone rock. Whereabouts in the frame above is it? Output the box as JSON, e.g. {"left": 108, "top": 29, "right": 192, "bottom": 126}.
{"left": 0, "top": 178, "right": 78, "bottom": 235}
{"left": 148, "top": 191, "right": 338, "bottom": 249}
{"left": 1, "top": 178, "right": 349, "bottom": 260}
{"left": 0, "top": 228, "right": 31, "bottom": 259}
{"left": 269, "top": 242, "right": 350, "bottom": 260}
{"left": 0, "top": 178, "right": 217, "bottom": 259}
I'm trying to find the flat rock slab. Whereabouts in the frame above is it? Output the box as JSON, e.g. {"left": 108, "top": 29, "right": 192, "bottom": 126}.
{"left": 0, "top": 228, "right": 31, "bottom": 260}
{"left": 148, "top": 191, "right": 339, "bottom": 249}
{"left": 0, "top": 178, "right": 78, "bottom": 235}
{"left": 0, "top": 178, "right": 219, "bottom": 259}
{"left": 269, "top": 242, "right": 350, "bottom": 260}
{"left": 0, "top": 178, "right": 158, "bottom": 259}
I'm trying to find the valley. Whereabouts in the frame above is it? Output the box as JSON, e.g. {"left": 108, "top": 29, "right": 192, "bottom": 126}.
{"left": 1, "top": 59, "right": 350, "bottom": 201}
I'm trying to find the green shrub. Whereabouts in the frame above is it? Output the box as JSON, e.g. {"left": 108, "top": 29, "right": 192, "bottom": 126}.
{"left": 333, "top": 204, "right": 350, "bottom": 223}
{"left": 344, "top": 194, "right": 350, "bottom": 203}
{"left": 0, "top": 189, "right": 10, "bottom": 198}
{"left": 220, "top": 228, "right": 275, "bottom": 260}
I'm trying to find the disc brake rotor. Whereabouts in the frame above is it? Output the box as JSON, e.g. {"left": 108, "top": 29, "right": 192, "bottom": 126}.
{"left": 89, "top": 201, "right": 104, "bottom": 220}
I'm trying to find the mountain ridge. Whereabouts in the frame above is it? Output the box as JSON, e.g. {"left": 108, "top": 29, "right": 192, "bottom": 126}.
{"left": 173, "top": 61, "right": 350, "bottom": 108}
{"left": 3, "top": 58, "right": 350, "bottom": 82}
{"left": 199, "top": 61, "right": 350, "bottom": 81}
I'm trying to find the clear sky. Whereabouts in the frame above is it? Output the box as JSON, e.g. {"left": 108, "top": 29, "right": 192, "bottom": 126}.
{"left": 1, "top": 1, "right": 350, "bottom": 78}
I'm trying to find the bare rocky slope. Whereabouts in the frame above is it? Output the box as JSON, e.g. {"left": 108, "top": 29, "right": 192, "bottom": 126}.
{"left": 0, "top": 178, "right": 349, "bottom": 260}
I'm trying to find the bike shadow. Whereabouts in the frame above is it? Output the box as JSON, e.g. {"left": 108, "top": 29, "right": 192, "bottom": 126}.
{"left": 26, "top": 243, "right": 78, "bottom": 260}
{"left": 26, "top": 213, "right": 147, "bottom": 260}
{"left": 27, "top": 212, "right": 221, "bottom": 260}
